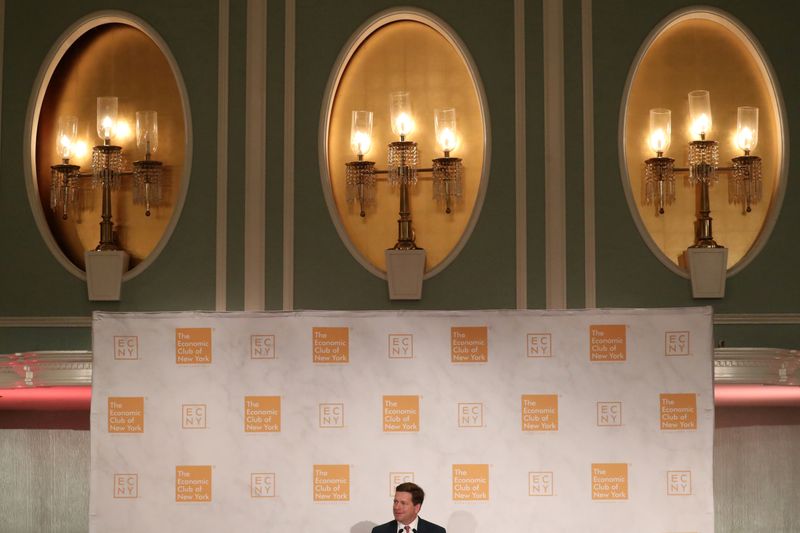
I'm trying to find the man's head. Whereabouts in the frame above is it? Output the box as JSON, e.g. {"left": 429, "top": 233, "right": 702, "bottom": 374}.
{"left": 393, "top": 482, "right": 424, "bottom": 525}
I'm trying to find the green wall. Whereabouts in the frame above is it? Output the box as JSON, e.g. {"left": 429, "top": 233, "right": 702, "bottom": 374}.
{"left": 1, "top": 0, "right": 798, "bottom": 352}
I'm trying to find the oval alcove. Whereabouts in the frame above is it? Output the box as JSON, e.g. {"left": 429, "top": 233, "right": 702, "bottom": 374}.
{"left": 320, "top": 8, "right": 490, "bottom": 279}
{"left": 620, "top": 7, "right": 787, "bottom": 276}
{"left": 25, "top": 12, "right": 191, "bottom": 280}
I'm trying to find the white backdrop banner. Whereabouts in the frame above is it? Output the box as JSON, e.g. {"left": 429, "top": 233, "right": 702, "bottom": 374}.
{"left": 90, "top": 308, "right": 714, "bottom": 533}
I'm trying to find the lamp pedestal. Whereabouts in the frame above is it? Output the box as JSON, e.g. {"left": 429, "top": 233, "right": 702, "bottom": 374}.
{"left": 385, "top": 249, "right": 426, "bottom": 300}
{"left": 686, "top": 247, "right": 727, "bottom": 298}
{"left": 85, "top": 250, "right": 129, "bottom": 301}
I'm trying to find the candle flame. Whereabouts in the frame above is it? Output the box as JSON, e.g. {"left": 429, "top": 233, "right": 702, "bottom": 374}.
{"left": 649, "top": 128, "right": 667, "bottom": 153}
{"left": 395, "top": 112, "right": 414, "bottom": 137}
{"left": 691, "top": 114, "right": 710, "bottom": 139}
{"left": 437, "top": 127, "right": 457, "bottom": 153}
{"left": 351, "top": 131, "right": 372, "bottom": 156}
{"left": 736, "top": 126, "right": 754, "bottom": 152}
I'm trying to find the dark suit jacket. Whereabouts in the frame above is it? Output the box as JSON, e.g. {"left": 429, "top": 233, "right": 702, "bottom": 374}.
{"left": 372, "top": 517, "right": 446, "bottom": 533}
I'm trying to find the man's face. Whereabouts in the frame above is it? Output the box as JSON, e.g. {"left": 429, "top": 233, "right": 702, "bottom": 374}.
{"left": 393, "top": 490, "right": 420, "bottom": 525}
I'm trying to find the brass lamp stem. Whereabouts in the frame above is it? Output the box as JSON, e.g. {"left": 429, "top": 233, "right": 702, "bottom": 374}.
{"left": 692, "top": 176, "right": 719, "bottom": 248}
{"left": 93, "top": 144, "right": 122, "bottom": 251}
{"left": 395, "top": 164, "right": 417, "bottom": 250}
{"left": 96, "top": 165, "right": 118, "bottom": 251}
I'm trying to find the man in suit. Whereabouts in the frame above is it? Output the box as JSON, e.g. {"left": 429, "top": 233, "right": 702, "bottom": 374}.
{"left": 372, "top": 482, "right": 446, "bottom": 533}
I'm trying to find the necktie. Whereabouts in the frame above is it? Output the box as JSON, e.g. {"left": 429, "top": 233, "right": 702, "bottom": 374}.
{"left": 405, "top": 527, "right": 410, "bottom": 533}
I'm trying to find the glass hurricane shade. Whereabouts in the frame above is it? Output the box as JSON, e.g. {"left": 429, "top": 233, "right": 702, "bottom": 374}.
{"left": 648, "top": 108, "right": 671, "bottom": 153}
{"left": 350, "top": 110, "right": 373, "bottom": 157}
{"left": 136, "top": 110, "right": 158, "bottom": 155}
{"left": 434, "top": 108, "right": 457, "bottom": 153}
{"left": 390, "top": 91, "right": 414, "bottom": 138}
{"left": 96, "top": 96, "right": 118, "bottom": 142}
{"left": 735, "top": 106, "right": 758, "bottom": 152}
{"left": 688, "top": 90, "right": 712, "bottom": 139}
{"left": 56, "top": 116, "right": 78, "bottom": 159}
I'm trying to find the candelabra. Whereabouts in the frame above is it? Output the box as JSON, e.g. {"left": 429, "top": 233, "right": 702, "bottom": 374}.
{"left": 50, "top": 97, "right": 164, "bottom": 251}
{"left": 642, "top": 90, "right": 762, "bottom": 297}
{"left": 49, "top": 97, "right": 164, "bottom": 300}
{"left": 344, "top": 92, "right": 463, "bottom": 299}
{"left": 644, "top": 91, "right": 762, "bottom": 243}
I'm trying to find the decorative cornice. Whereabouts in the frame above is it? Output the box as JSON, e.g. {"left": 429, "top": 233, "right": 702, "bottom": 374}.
{"left": 714, "top": 347, "right": 799, "bottom": 385}
{"left": 714, "top": 313, "right": 800, "bottom": 325}
{"left": 2, "top": 346, "right": 796, "bottom": 389}
{"left": 2, "top": 314, "right": 798, "bottom": 327}
{"left": 0, "top": 351, "right": 92, "bottom": 387}
{"left": 0, "top": 316, "right": 92, "bottom": 327}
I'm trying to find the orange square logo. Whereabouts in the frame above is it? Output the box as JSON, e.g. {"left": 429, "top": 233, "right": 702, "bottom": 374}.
{"left": 319, "top": 403, "right": 344, "bottom": 428}
{"left": 176, "top": 328, "right": 212, "bottom": 364}
{"left": 591, "top": 463, "right": 628, "bottom": 500}
{"left": 114, "top": 336, "right": 139, "bottom": 360}
{"left": 660, "top": 394, "right": 698, "bottom": 430}
{"left": 597, "top": 402, "right": 622, "bottom": 427}
{"left": 389, "top": 472, "right": 414, "bottom": 496}
{"left": 176, "top": 466, "right": 212, "bottom": 502}
{"left": 665, "top": 331, "right": 691, "bottom": 356}
{"left": 251, "top": 335, "right": 276, "bottom": 359}
{"left": 251, "top": 473, "right": 276, "bottom": 497}
{"left": 452, "top": 464, "right": 489, "bottom": 500}
{"left": 113, "top": 473, "right": 138, "bottom": 498}
{"left": 528, "top": 472, "right": 554, "bottom": 496}
{"left": 458, "top": 403, "right": 484, "bottom": 428}
{"left": 182, "top": 404, "right": 207, "bottom": 429}
{"left": 388, "top": 334, "right": 414, "bottom": 358}
{"left": 521, "top": 394, "right": 558, "bottom": 431}
{"left": 312, "top": 327, "right": 349, "bottom": 363}
{"left": 667, "top": 471, "right": 692, "bottom": 495}
{"left": 527, "top": 333, "right": 552, "bottom": 358}
{"left": 451, "top": 326, "right": 488, "bottom": 363}
{"left": 245, "top": 396, "right": 281, "bottom": 432}
{"left": 108, "top": 397, "right": 144, "bottom": 433}
{"left": 313, "top": 464, "right": 350, "bottom": 501}
{"left": 589, "top": 325, "right": 627, "bottom": 362}
{"left": 383, "top": 395, "right": 420, "bottom": 432}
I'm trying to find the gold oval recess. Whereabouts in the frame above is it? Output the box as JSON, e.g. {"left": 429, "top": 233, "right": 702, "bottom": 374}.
{"left": 25, "top": 12, "right": 191, "bottom": 280}
{"left": 321, "top": 8, "right": 489, "bottom": 279}
{"left": 621, "top": 8, "right": 787, "bottom": 276}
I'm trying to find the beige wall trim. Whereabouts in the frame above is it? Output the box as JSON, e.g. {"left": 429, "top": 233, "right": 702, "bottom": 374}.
{"left": 0, "top": 317, "right": 92, "bottom": 327}
{"left": 514, "top": 0, "right": 527, "bottom": 310}
{"left": 543, "top": 0, "right": 567, "bottom": 309}
{"left": 283, "top": 0, "right": 295, "bottom": 310}
{"left": 581, "top": 0, "right": 596, "bottom": 308}
{"left": 714, "top": 314, "right": 800, "bottom": 325}
{"left": 244, "top": 0, "right": 267, "bottom": 311}
{"left": 216, "top": 0, "right": 229, "bottom": 311}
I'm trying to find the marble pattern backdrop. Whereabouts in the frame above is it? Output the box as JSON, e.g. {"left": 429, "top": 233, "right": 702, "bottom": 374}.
{"left": 90, "top": 308, "right": 714, "bottom": 532}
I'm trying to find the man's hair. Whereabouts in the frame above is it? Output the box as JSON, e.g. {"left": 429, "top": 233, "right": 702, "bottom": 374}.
{"left": 395, "top": 482, "right": 425, "bottom": 506}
